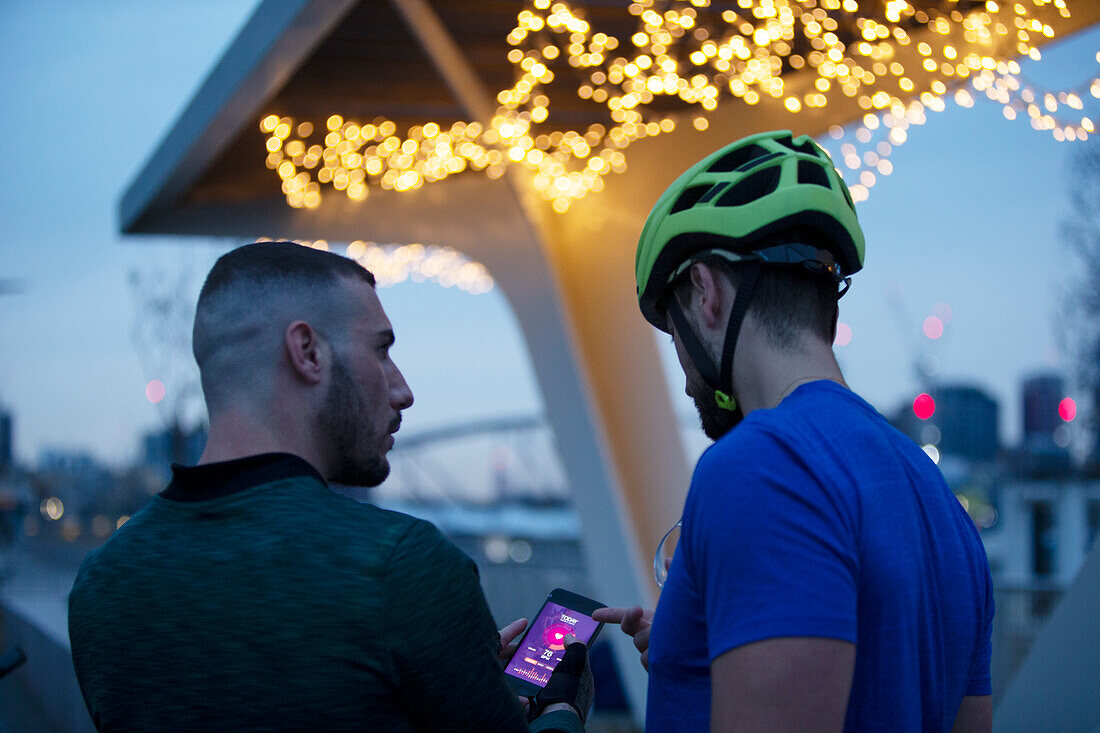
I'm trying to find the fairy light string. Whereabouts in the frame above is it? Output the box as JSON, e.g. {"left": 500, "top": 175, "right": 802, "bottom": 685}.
{"left": 261, "top": 0, "right": 1097, "bottom": 211}
{"left": 256, "top": 238, "right": 495, "bottom": 294}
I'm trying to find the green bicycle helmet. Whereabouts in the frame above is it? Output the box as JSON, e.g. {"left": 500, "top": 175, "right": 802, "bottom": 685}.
{"left": 636, "top": 130, "right": 865, "bottom": 331}
{"left": 635, "top": 130, "right": 867, "bottom": 415}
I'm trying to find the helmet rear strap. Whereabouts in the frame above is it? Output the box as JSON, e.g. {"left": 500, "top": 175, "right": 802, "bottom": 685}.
{"left": 663, "top": 260, "right": 762, "bottom": 413}
{"left": 718, "top": 261, "right": 761, "bottom": 408}
{"left": 666, "top": 297, "right": 722, "bottom": 394}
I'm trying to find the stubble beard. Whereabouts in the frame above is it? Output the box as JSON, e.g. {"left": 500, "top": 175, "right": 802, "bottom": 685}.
{"left": 317, "top": 353, "right": 391, "bottom": 487}
{"left": 684, "top": 339, "right": 743, "bottom": 441}
{"left": 692, "top": 388, "right": 743, "bottom": 441}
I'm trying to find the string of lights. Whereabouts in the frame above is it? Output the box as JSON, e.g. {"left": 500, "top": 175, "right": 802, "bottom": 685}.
{"left": 819, "top": 50, "right": 1099, "bottom": 201}
{"left": 256, "top": 238, "right": 495, "bottom": 294}
{"left": 261, "top": 0, "right": 1097, "bottom": 212}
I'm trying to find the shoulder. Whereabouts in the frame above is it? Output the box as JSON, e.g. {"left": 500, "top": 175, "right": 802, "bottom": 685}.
{"left": 267, "top": 478, "right": 445, "bottom": 548}
{"left": 71, "top": 501, "right": 162, "bottom": 582}
{"left": 369, "top": 506, "right": 477, "bottom": 581}
{"left": 308, "top": 492, "right": 473, "bottom": 576}
{"left": 684, "top": 409, "right": 860, "bottom": 546}
{"left": 691, "top": 416, "right": 803, "bottom": 494}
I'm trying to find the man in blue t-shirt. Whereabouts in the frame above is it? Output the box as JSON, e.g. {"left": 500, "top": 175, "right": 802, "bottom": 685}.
{"left": 594, "top": 132, "right": 993, "bottom": 731}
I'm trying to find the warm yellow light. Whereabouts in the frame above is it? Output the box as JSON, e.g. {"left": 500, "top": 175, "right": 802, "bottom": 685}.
{"left": 260, "top": 0, "right": 1094, "bottom": 212}
{"left": 41, "top": 497, "right": 64, "bottom": 521}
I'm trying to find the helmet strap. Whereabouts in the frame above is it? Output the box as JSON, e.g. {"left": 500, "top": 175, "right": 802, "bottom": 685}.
{"left": 664, "top": 261, "right": 761, "bottom": 413}
{"left": 830, "top": 277, "right": 850, "bottom": 343}
{"left": 718, "top": 261, "right": 760, "bottom": 410}
{"left": 666, "top": 297, "right": 724, "bottom": 403}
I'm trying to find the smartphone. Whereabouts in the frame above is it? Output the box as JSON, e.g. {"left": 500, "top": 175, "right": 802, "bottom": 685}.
{"left": 504, "top": 588, "right": 605, "bottom": 696}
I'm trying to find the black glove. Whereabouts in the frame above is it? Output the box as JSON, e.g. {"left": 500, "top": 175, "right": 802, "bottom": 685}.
{"left": 533, "top": 642, "right": 594, "bottom": 723}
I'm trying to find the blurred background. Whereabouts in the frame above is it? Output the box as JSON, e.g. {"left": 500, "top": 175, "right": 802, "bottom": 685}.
{"left": 1, "top": 1, "right": 1098, "bottom": 730}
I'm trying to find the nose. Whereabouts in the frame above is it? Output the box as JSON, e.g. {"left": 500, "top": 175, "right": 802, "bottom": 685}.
{"left": 389, "top": 362, "right": 414, "bottom": 410}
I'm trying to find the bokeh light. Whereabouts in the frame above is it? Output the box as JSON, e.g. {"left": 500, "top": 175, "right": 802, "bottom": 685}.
{"left": 509, "top": 539, "right": 533, "bottom": 563}
{"left": 923, "top": 315, "right": 944, "bottom": 340}
{"left": 1059, "top": 397, "right": 1077, "bottom": 422}
{"left": 92, "top": 515, "right": 114, "bottom": 538}
{"left": 834, "top": 321, "right": 852, "bottom": 347}
{"left": 40, "top": 497, "right": 64, "bottom": 520}
{"left": 913, "top": 393, "right": 936, "bottom": 420}
{"left": 484, "top": 535, "right": 510, "bottom": 563}
{"left": 145, "top": 379, "right": 166, "bottom": 404}
{"left": 260, "top": 0, "right": 1097, "bottom": 212}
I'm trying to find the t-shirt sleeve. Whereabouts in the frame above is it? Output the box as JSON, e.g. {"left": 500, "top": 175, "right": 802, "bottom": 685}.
{"left": 383, "top": 519, "right": 531, "bottom": 732}
{"left": 965, "top": 566, "right": 995, "bottom": 696}
{"left": 683, "top": 426, "right": 860, "bottom": 662}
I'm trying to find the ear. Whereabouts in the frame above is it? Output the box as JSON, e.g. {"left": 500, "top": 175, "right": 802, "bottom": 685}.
{"left": 284, "top": 321, "right": 327, "bottom": 385}
{"left": 688, "top": 263, "right": 730, "bottom": 331}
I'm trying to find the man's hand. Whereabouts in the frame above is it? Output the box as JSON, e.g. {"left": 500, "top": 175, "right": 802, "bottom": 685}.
{"left": 497, "top": 618, "right": 528, "bottom": 665}
{"left": 592, "top": 606, "right": 654, "bottom": 671}
{"left": 535, "top": 636, "right": 593, "bottom": 722}
{"left": 498, "top": 619, "right": 531, "bottom": 716}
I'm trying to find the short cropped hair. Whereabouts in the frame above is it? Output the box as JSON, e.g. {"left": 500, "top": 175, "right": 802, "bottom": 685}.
{"left": 193, "top": 241, "right": 376, "bottom": 411}
{"left": 672, "top": 229, "right": 840, "bottom": 348}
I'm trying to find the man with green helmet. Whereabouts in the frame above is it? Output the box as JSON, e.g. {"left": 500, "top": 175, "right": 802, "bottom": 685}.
{"left": 594, "top": 131, "right": 993, "bottom": 731}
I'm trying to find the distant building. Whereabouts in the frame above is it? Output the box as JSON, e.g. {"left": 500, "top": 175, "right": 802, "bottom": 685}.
{"left": 142, "top": 423, "right": 207, "bottom": 470}
{"left": 1023, "top": 374, "right": 1064, "bottom": 440}
{"left": 935, "top": 385, "right": 999, "bottom": 461}
{"left": 890, "top": 382, "right": 999, "bottom": 461}
{"left": 980, "top": 477, "right": 1100, "bottom": 698}
{"left": 0, "top": 408, "right": 12, "bottom": 474}
{"left": 35, "top": 450, "right": 116, "bottom": 518}
{"left": 1020, "top": 373, "right": 1071, "bottom": 476}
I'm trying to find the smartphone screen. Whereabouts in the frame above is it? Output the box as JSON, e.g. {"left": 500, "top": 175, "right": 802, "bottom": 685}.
{"left": 504, "top": 599, "right": 601, "bottom": 688}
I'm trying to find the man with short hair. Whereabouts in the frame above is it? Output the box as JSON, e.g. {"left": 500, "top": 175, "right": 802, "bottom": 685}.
{"left": 595, "top": 132, "right": 993, "bottom": 731}
{"left": 69, "top": 241, "right": 589, "bottom": 731}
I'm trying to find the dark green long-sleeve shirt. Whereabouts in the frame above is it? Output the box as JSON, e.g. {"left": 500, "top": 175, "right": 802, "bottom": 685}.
{"left": 68, "top": 454, "right": 582, "bottom": 732}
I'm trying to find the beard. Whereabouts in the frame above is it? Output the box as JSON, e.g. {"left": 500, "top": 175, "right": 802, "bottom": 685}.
{"left": 316, "top": 353, "right": 391, "bottom": 487}
{"left": 691, "top": 388, "right": 744, "bottom": 441}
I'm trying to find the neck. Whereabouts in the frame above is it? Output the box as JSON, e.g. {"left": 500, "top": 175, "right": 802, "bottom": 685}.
{"left": 199, "top": 404, "right": 325, "bottom": 473}
{"left": 732, "top": 324, "right": 846, "bottom": 415}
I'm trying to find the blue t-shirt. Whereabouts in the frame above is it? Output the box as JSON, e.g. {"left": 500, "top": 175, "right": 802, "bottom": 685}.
{"left": 646, "top": 381, "right": 993, "bottom": 731}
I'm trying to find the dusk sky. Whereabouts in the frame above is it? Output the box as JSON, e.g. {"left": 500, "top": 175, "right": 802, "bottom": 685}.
{"left": 0, "top": 1, "right": 1097, "bottom": 469}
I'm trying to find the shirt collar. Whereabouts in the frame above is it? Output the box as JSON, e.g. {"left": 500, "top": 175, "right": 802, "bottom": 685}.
{"left": 159, "top": 452, "right": 325, "bottom": 502}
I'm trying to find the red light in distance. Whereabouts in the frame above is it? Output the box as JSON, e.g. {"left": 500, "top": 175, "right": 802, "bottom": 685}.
{"left": 913, "top": 393, "right": 935, "bottom": 420}
{"left": 922, "top": 316, "right": 944, "bottom": 340}
{"left": 1059, "top": 397, "right": 1076, "bottom": 422}
{"left": 145, "top": 380, "right": 166, "bottom": 404}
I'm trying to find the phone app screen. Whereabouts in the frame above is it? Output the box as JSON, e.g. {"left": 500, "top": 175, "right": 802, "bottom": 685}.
{"left": 504, "top": 601, "right": 599, "bottom": 688}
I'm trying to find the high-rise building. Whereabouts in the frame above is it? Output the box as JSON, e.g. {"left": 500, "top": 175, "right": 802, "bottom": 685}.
{"left": 0, "top": 408, "right": 12, "bottom": 474}
{"left": 1021, "top": 373, "right": 1071, "bottom": 476}
{"left": 1023, "top": 374, "right": 1064, "bottom": 442}
{"left": 935, "top": 385, "right": 999, "bottom": 461}
{"left": 890, "top": 382, "right": 1000, "bottom": 462}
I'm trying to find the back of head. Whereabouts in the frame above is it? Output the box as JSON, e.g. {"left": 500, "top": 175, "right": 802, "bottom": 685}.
{"left": 192, "top": 242, "right": 375, "bottom": 414}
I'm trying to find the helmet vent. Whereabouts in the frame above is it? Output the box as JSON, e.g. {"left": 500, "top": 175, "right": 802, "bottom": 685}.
{"left": 797, "top": 160, "right": 831, "bottom": 188}
{"left": 670, "top": 184, "right": 714, "bottom": 214}
{"left": 707, "top": 144, "right": 770, "bottom": 172}
{"left": 778, "top": 136, "right": 820, "bottom": 156}
{"left": 715, "top": 166, "right": 781, "bottom": 207}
